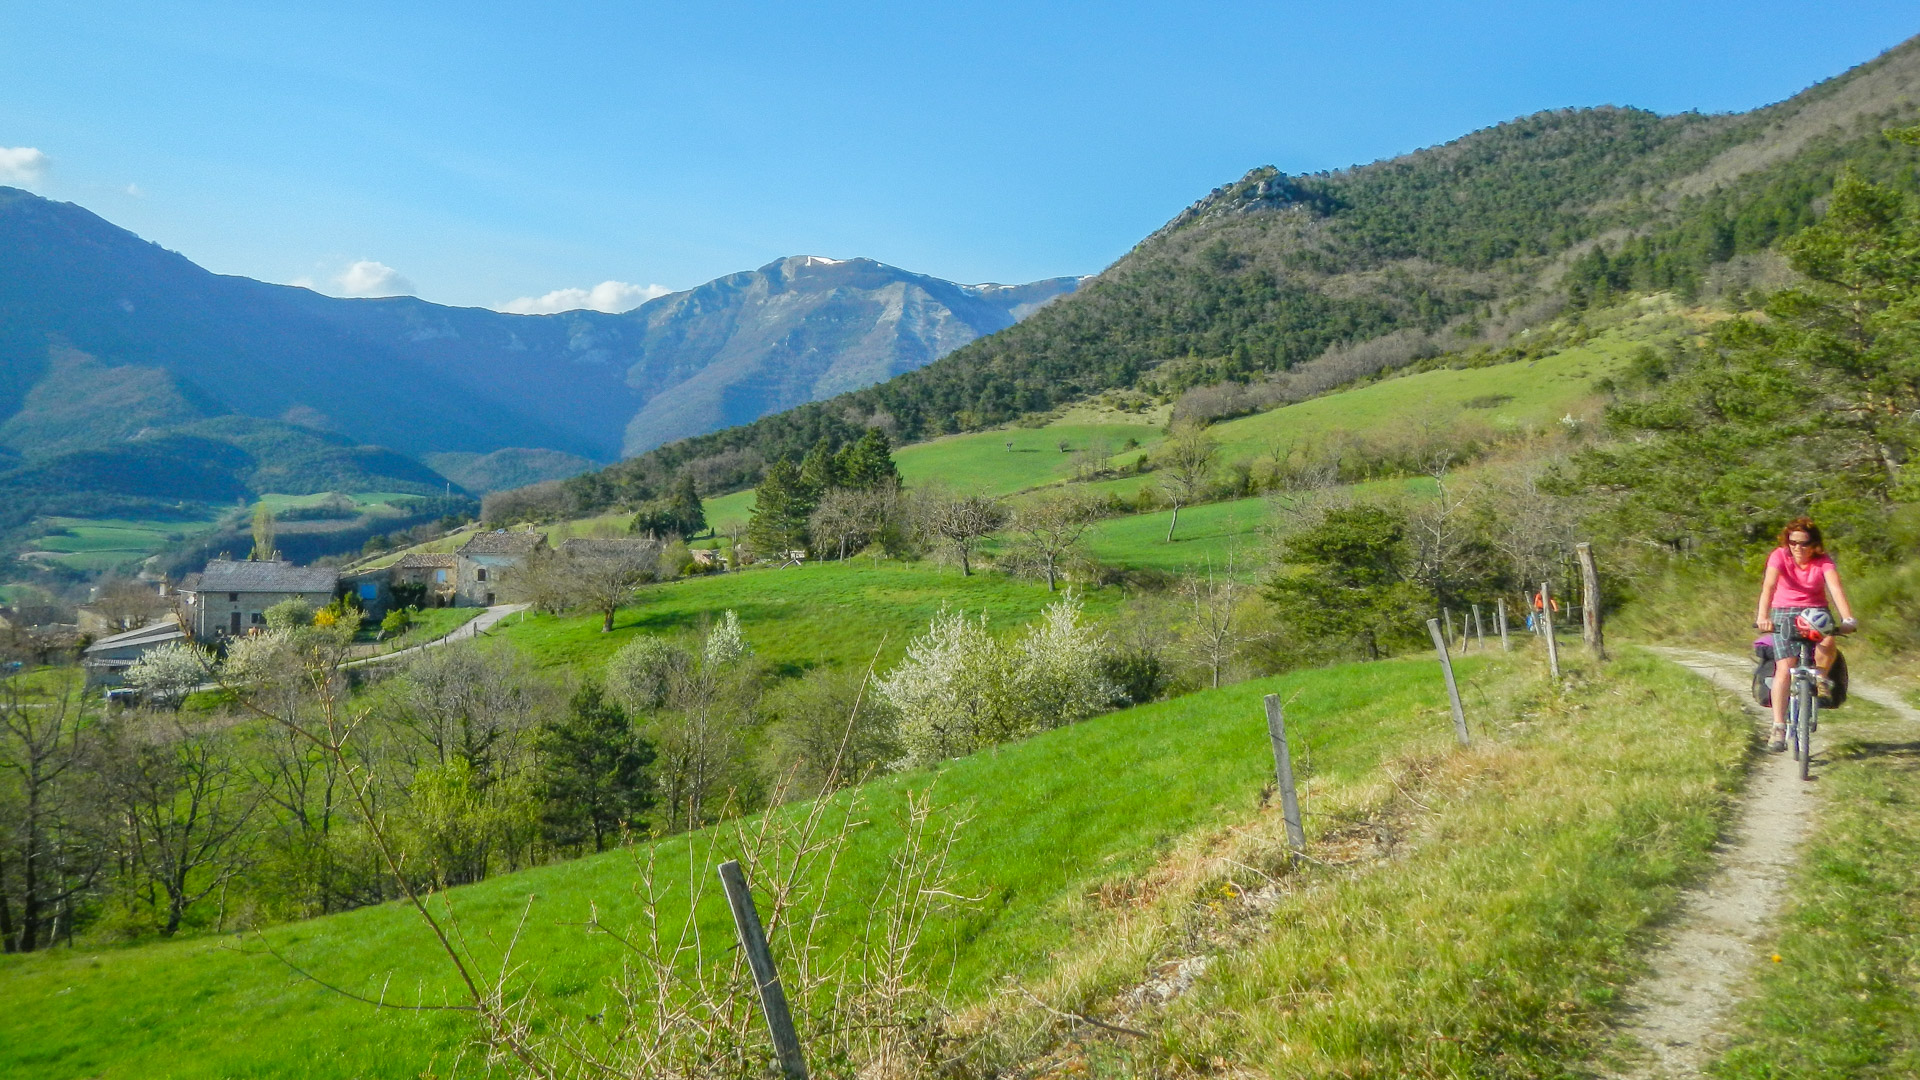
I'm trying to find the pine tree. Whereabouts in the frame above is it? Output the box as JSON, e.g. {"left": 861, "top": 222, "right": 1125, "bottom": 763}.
{"left": 748, "top": 458, "right": 811, "bottom": 557}
{"left": 668, "top": 474, "right": 706, "bottom": 536}
{"left": 538, "top": 682, "right": 656, "bottom": 853}
{"left": 835, "top": 428, "right": 899, "bottom": 490}
{"left": 797, "top": 436, "right": 842, "bottom": 501}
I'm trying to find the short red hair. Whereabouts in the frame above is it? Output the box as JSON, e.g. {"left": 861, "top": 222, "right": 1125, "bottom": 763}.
{"left": 1779, "top": 516, "right": 1825, "bottom": 556}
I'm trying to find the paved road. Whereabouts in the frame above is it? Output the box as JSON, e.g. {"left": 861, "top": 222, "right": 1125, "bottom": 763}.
{"left": 345, "top": 603, "right": 530, "bottom": 668}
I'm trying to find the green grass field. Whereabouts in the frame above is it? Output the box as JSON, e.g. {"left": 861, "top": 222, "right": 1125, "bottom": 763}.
{"left": 0, "top": 652, "right": 1484, "bottom": 1079}
{"left": 23, "top": 512, "right": 226, "bottom": 573}
{"left": 1188, "top": 313, "right": 1676, "bottom": 470}
{"left": 492, "top": 559, "right": 1124, "bottom": 675}
{"left": 892, "top": 422, "right": 1162, "bottom": 496}
{"left": 0, "top": 643, "right": 1762, "bottom": 1079}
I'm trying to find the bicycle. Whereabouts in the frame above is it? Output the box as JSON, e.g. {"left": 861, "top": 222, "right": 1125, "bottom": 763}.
{"left": 1773, "top": 612, "right": 1852, "bottom": 782}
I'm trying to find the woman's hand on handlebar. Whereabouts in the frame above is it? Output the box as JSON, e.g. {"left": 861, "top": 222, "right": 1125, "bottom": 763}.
{"left": 1755, "top": 616, "right": 1773, "bottom": 632}
{"left": 1840, "top": 618, "right": 1859, "bottom": 635}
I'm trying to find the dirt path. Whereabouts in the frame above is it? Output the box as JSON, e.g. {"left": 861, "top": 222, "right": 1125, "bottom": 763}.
{"left": 1607, "top": 648, "right": 1918, "bottom": 1077}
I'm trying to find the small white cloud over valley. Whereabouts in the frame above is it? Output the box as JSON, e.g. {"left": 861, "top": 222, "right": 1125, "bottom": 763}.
{"left": 500, "top": 280, "right": 670, "bottom": 314}
{"left": 0, "top": 146, "right": 49, "bottom": 185}
{"left": 334, "top": 260, "right": 415, "bottom": 298}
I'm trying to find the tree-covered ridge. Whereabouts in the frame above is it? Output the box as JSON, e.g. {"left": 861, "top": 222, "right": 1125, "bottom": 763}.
{"left": 551, "top": 36, "right": 1920, "bottom": 519}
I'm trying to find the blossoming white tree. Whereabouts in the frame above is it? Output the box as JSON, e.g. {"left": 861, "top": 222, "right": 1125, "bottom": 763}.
{"left": 878, "top": 596, "right": 1114, "bottom": 766}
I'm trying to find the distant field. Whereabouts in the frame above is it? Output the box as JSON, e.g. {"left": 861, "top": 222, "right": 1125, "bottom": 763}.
{"left": 256, "top": 491, "right": 423, "bottom": 511}
{"left": 1192, "top": 313, "right": 1679, "bottom": 469}
{"left": 1075, "top": 476, "right": 1439, "bottom": 575}
{"left": 492, "top": 559, "right": 1124, "bottom": 676}
{"left": 23, "top": 511, "right": 226, "bottom": 573}
{"left": 893, "top": 422, "right": 1162, "bottom": 496}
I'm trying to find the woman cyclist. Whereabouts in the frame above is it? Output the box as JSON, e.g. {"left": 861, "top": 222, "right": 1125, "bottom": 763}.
{"left": 1755, "top": 517, "right": 1858, "bottom": 753}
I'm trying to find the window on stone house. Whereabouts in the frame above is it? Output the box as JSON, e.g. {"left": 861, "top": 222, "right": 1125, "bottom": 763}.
{"left": 434, "top": 569, "right": 447, "bottom": 584}
{"left": 229, "top": 592, "right": 239, "bottom": 602}
{"left": 476, "top": 567, "right": 488, "bottom": 581}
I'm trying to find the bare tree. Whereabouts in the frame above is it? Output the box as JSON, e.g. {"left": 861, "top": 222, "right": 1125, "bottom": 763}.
{"left": 99, "top": 711, "right": 260, "bottom": 935}
{"left": 566, "top": 537, "right": 666, "bottom": 632}
{"left": 1474, "top": 464, "right": 1581, "bottom": 602}
{"left": 0, "top": 683, "right": 102, "bottom": 951}
{"left": 1406, "top": 451, "right": 1471, "bottom": 608}
{"left": 1179, "top": 562, "right": 1256, "bottom": 689}
{"left": 89, "top": 577, "right": 170, "bottom": 632}
{"left": 387, "top": 640, "right": 544, "bottom": 791}
{"left": 808, "top": 487, "right": 870, "bottom": 560}
{"left": 512, "top": 537, "right": 666, "bottom": 631}
{"left": 501, "top": 547, "right": 574, "bottom": 616}
{"left": 1069, "top": 438, "right": 1114, "bottom": 482}
{"left": 919, "top": 489, "right": 1008, "bottom": 576}
{"left": 1010, "top": 492, "right": 1101, "bottom": 591}
{"left": 1157, "top": 419, "right": 1219, "bottom": 542}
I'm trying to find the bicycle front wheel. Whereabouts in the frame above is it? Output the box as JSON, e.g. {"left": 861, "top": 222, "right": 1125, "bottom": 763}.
{"left": 1795, "top": 681, "right": 1815, "bottom": 781}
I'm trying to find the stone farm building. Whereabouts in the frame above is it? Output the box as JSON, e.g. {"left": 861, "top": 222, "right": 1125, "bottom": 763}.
{"left": 453, "top": 530, "right": 547, "bottom": 606}
{"left": 389, "top": 553, "right": 458, "bottom": 607}
{"left": 178, "top": 560, "right": 340, "bottom": 639}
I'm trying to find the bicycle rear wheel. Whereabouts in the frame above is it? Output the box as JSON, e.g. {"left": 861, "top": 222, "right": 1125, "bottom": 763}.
{"left": 1794, "top": 680, "right": 1815, "bottom": 781}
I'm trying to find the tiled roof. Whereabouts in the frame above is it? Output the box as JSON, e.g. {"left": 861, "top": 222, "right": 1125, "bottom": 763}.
{"left": 457, "top": 530, "right": 547, "bottom": 556}
{"left": 190, "top": 560, "right": 339, "bottom": 594}
{"left": 392, "top": 553, "right": 457, "bottom": 568}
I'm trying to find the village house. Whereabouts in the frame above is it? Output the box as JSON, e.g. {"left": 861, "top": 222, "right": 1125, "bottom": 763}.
{"left": 453, "top": 529, "right": 547, "bottom": 606}
{"left": 388, "top": 552, "right": 459, "bottom": 607}
{"left": 177, "top": 559, "right": 340, "bottom": 639}
{"left": 81, "top": 615, "right": 188, "bottom": 688}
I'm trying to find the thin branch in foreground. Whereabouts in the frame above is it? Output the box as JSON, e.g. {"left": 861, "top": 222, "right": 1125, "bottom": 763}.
{"left": 233, "top": 933, "right": 475, "bottom": 1012}
{"left": 1013, "top": 985, "right": 1151, "bottom": 1039}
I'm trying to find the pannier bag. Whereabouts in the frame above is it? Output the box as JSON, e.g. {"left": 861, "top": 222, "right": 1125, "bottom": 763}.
{"left": 1751, "top": 634, "right": 1848, "bottom": 709}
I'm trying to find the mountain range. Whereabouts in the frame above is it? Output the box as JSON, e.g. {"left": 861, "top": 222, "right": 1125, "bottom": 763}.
{"left": 0, "top": 188, "right": 1078, "bottom": 515}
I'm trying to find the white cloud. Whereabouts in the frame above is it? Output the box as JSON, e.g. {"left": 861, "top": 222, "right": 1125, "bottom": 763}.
{"left": 0, "top": 146, "right": 49, "bottom": 185}
{"left": 335, "top": 260, "right": 415, "bottom": 298}
{"left": 500, "top": 280, "right": 669, "bottom": 315}
{"left": 125, "top": 183, "right": 144, "bottom": 198}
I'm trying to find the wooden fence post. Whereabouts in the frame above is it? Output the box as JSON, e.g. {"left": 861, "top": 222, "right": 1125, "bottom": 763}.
{"left": 1425, "top": 618, "right": 1471, "bottom": 747}
{"left": 1540, "top": 581, "right": 1561, "bottom": 682}
{"left": 1496, "top": 597, "right": 1510, "bottom": 651}
{"left": 718, "top": 860, "right": 809, "bottom": 1080}
{"left": 1576, "top": 542, "right": 1606, "bottom": 660}
{"left": 1263, "top": 695, "right": 1306, "bottom": 855}
{"left": 1442, "top": 606, "right": 1453, "bottom": 651}
{"left": 1472, "top": 604, "right": 1485, "bottom": 650}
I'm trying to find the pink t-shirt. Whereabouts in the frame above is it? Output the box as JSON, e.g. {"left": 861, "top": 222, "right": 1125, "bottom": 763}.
{"left": 1766, "top": 547, "right": 1835, "bottom": 609}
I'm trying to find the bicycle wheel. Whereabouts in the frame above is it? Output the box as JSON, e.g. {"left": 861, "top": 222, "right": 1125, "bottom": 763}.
{"left": 1795, "top": 679, "right": 1815, "bottom": 781}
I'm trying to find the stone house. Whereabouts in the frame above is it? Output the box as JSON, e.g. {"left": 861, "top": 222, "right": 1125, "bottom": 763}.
{"left": 177, "top": 560, "right": 340, "bottom": 640}
{"left": 81, "top": 615, "right": 188, "bottom": 688}
{"left": 453, "top": 530, "right": 547, "bottom": 606}
{"left": 389, "top": 553, "right": 459, "bottom": 607}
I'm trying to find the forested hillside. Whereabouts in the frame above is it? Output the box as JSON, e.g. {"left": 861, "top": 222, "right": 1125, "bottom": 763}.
{"left": 554, "top": 35, "right": 1920, "bottom": 515}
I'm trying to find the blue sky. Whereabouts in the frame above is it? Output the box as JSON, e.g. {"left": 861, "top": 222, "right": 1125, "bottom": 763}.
{"left": 2, "top": 3, "right": 1914, "bottom": 311}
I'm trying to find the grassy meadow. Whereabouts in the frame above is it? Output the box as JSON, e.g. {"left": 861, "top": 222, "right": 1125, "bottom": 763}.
{"left": 22, "top": 511, "right": 225, "bottom": 573}
{"left": 492, "top": 558, "right": 1125, "bottom": 675}
{"left": 0, "top": 640, "right": 1766, "bottom": 1078}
